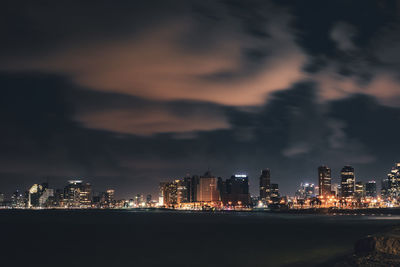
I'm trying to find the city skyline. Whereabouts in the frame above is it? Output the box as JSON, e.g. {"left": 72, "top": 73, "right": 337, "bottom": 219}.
{"left": 1, "top": 161, "right": 398, "bottom": 202}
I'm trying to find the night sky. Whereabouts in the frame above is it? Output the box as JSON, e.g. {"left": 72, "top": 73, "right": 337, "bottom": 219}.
{"left": 1, "top": 0, "right": 400, "bottom": 198}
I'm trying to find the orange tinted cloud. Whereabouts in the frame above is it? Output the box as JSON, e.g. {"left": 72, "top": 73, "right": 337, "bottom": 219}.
{"left": 75, "top": 106, "right": 230, "bottom": 136}
{"left": 4, "top": 18, "right": 306, "bottom": 107}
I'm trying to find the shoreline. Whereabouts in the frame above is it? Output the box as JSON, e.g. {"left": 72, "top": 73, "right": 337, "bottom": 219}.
{"left": 2, "top": 207, "right": 400, "bottom": 216}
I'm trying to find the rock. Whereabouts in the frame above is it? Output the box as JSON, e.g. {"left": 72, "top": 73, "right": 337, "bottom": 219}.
{"left": 355, "top": 227, "right": 400, "bottom": 256}
{"left": 347, "top": 226, "right": 400, "bottom": 266}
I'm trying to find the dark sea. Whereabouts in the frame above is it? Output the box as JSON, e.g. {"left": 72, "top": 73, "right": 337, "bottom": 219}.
{"left": 1, "top": 210, "right": 399, "bottom": 267}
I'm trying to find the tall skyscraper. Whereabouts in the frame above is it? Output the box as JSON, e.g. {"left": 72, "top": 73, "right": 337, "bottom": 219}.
{"left": 318, "top": 166, "right": 332, "bottom": 197}
{"left": 341, "top": 166, "right": 355, "bottom": 198}
{"left": 355, "top": 181, "right": 364, "bottom": 199}
{"left": 365, "top": 181, "right": 377, "bottom": 198}
{"left": 64, "top": 180, "right": 83, "bottom": 207}
{"left": 259, "top": 169, "right": 271, "bottom": 200}
{"left": 197, "top": 171, "right": 219, "bottom": 202}
{"left": 387, "top": 162, "right": 400, "bottom": 199}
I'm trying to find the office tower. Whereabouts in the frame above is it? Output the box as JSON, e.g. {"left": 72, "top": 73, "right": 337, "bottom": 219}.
{"left": 295, "top": 183, "right": 315, "bottom": 199}
{"left": 387, "top": 162, "right": 400, "bottom": 198}
{"left": 180, "top": 175, "right": 198, "bottom": 203}
{"left": 365, "top": 181, "right": 377, "bottom": 198}
{"left": 39, "top": 188, "right": 54, "bottom": 207}
{"left": 381, "top": 178, "right": 389, "bottom": 199}
{"left": 341, "top": 166, "right": 355, "bottom": 198}
{"left": 177, "top": 179, "right": 189, "bottom": 204}
{"left": 28, "top": 184, "right": 41, "bottom": 207}
{"left": 11, "top": 190, "right": 25, "bottom": 208}
{"left": 318, "top": 166, "right": 332, "bottom": 197}
{"left": 146, "top": 194, "right": 152, "bottom": 203}
{"left": 160, "top": 181, "right": 178, "bottom": 207}
{"left": 79, "top": 183, "right": 92, "bottom": 207}
{"left": 197, "top": 171, "right": 219, "bottom": 202}
{"left": 220, "top": 174, "right": 250, "bottom": 206}
{"left": 135, "top": 194, "right": 144, "bottom": 205}
{"left": 105, "top": 189, "right": 115, "bottom": 207}
{"left": 64, "top": 180, "right": 83, "bottom": 207}
{"left": 0, "top": 192, "right": 4, "bottom": 205}
{"left": 355, "top": 181, "right": 364, "bottom": 200}
{"left": 259, "top": 169, "right": 271, "bottom": 200}
{"left": 271, "top": 184, "right": 279, "bottom": 198}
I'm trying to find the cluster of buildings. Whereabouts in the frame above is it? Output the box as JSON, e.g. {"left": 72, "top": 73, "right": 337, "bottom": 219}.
{"left": 0, "top": 180, "right": 155, "bottom": 209}
{"left": 293, "top": 165, "right": 379, "bottom": 208}
{"left": 159, "top": 169, "right": 282, "bottom": 210}
{"left": 159, "top": 162, "right": 400, "bottom": 210}
{"left": 1, "top": 162, "right": 400, "bottom": 210}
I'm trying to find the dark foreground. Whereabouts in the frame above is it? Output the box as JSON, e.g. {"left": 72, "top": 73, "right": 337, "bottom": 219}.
{"left": 1, "top": 210, "right": 399, "bottom": 267}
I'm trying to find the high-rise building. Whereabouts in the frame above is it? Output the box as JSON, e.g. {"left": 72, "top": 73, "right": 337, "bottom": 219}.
{"left": 106, "top": 189, "right": 115, "bottom": 207}
{"left": 220, "top": 174, "right": 250, "bottom": 206}
{"left": 146, "top": 194, "right": 152, "bottom": 203}
{"left": 160, "top": 181, "right": 178, "bottom": 207}
{"left": 341, "top": 166, "right": 355, "bottom": 198}
{"left": 28, "top": 184, "right": 42, "bottom": 207}
{"left": 177, "top": 180, "right": 189, "bottom": 204}
{"left": 11, "top": 190, "right": 26, "bottom": 208}
{"left": 79, "top": 183, "right": 92, "bottom": 207}
{"left": 355, "top": 181, "right": 364, "bottom": 200}
{"left": 386, "top": 162, "right": 400, "bottom": 199}
{"left": 64, "top": 180, "right": 83, "bottom": 207}
{"left": 135, "top": 194, "right": 144, "bottom": 205}
{"left": 365, "top": 181, "right": 377, "bottom": 198}
{"left": 39, "top": 188, "right": 54, "bottom": 207}
{"left": 295, "top": 183, "right": 315, "bottom": 199}
{"left": 271, "top": 184, "right": 279, "bottom": 198}
{"left": 197, "top": 171, "right": 219, "bottom": 202}
{"left": 259, "top": 169, "right": 271, "bottom": 200}
{"left": 318, "top": 166, "right": 332, "bottom": 197}
{"left": 381, "top": 177, "right": 390, "bottom": 199}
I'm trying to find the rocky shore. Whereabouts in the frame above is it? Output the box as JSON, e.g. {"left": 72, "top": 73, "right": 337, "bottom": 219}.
{"left": 333, "top": 225, "right": 400, "bottom": 266}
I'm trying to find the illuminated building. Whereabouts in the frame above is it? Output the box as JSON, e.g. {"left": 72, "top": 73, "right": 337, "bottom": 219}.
{"left": 365, "top": 181, "right": 377, "bottom": 198}
{"left": 28, "top": 184, "right": 42, "bottom": 207}
{"left": 318, "top": 166, "right": 331, "bottom": 197}
{"left": 197, "top": 171, "right": 220, "bottom": 202}
{"left": 182, "top": 175, "right": 199, "bottom": 202}
{"left": 135, "top": 194, "right": 144, "bottom": 205}
{"left": 64, "top": 180, "right": 83, "bottom": 207}
{"left": 160, "top": 181, "right": 178, "bottom": 207}
{"left": 386, "top": 162, "right": 400, "bottom": 199}
{"left": 11, "top": 190, "right": 26, "bottom": 208}
{"left": 340, "top": 166, "right": 355, "bottom": 198}
{"left": 220, "top": 174, "right": 250, "bottom": 206}
{"left": 295, "top": 183, "right": 315, "bottom": 199}
{"left": 0, "top": 192, "right": 4, "bottom": 204}
{"left": 79, "top": 183, "right": 92, "bottom": 207}
{"left": 146, "top": 194, "right": 152, "bottom": 203}
{"left": 106, "top": 189, "right": 115, "bottom": 207}
{"left": 39, "top": 188, "right": 54, "bottom": 207}
{"left": 259, "top": 169, "right": 271, "bottom": 201}
{"left": 355, "top": 181, "right": 364, "bottom": 200}
{"left": 271, "top": 184, "right": 279, "bottom": 198}
{"left": 177, "top": 180, "right": 189, "bottom": 204}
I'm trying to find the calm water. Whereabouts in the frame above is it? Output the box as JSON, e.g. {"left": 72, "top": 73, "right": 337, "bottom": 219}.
{"left": 1, "top": 210, "right": 399, "bottom": 267}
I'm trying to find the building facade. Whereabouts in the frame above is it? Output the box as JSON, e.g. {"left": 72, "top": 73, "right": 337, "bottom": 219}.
{"left": 341, "top": 166, "right": 355, "bottom": 198}
{"left": 318, "top": 166, "right": 332, "bottom": 197}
